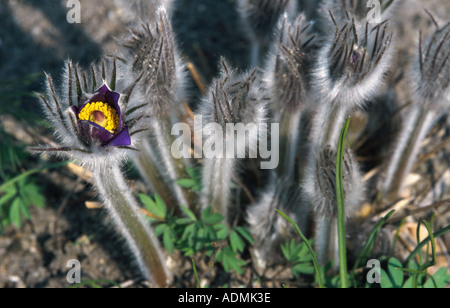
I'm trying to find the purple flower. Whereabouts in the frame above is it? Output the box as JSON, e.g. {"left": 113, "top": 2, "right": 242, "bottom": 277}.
{"left": 72, "top": 84, "right": 131, "bottom": 147}
{"left": 32, "top": 59, "right": 149, "bottom": 167}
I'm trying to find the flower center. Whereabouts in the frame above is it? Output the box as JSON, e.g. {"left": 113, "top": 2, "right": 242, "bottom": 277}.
{"left": 78, "top": 102, "right": 119, "bottom": 133}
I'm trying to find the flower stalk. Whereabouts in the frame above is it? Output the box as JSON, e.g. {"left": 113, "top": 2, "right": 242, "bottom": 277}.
{"left": 32, "top": 58, "right": 170, "bottom": 286}
{"left": 94, "top": 164, "right": 171, "bottom": 287}
{"left": 382, "top": 21, "right": 450, "bottom": 202}
{"left": 123, "top": 7, "right": 196, "bottom": 212}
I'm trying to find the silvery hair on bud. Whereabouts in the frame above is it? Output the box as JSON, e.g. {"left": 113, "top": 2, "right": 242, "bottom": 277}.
{"left": 197, "top": 58, "right": 269, "bottom": 217}
{"left": 411, "top": 22, "right": 450, "bottom": 112}
{"left": 303, "top": 145, "right": 364, "bottom": 218}
{"left": 264, "top": 13, "right": 317, "bottom": 113}
{"left": 121, "top": 5, "right": 187, "bottom": 117}
{"left": 318, "top": 0, "right": 398, "bottom": 30}
{"left": 115, "top": 0, "right": 174, "bottom": 24}
{"left": 33, "top": 58, "right": 148, "bottom": 170}
{"left": 312, "top": 12, "right": 394, "bottom": 108}
{"left": 247, "top": 176, "right": 306, "bottom": 265}
{"left": 197, "top": 58, "right": 268, "bottom": 149}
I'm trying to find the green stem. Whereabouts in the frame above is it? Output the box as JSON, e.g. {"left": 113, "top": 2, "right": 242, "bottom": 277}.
{"left": 276, "top": 209, "right": 325, "bottom": 288}
{"left": 0, "top": 161, "right": 69, "bottom": 191}
{"left": 336, "top": 117, "right": 351, "bottom": 288}
{"left": 404, "top": 225, "right": 450, "bottom": 266}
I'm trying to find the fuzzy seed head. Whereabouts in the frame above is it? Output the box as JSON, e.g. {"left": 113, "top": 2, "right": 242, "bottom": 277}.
{"left": 319, "top": 0, "right": 398, "bottom": 30}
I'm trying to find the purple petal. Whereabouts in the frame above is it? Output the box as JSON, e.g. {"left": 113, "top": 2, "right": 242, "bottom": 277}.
{"left": 105, "top": 126, "right": 131, "bottom": 147}
{"left": 78, "top": 121, "right": 115, "bottom": 145}
{"left": 78, "top": 84, "right": 121, "bottom": 115}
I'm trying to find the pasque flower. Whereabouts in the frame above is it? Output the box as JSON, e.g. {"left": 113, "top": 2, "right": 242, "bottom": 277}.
{"left": 32, "top": 58, "right": 171, "bottom": 287}
{"left": 33, "top": 58, "right": 149, "bottom": 167}
{"left": 247, "top": 175, "right": 308, "bottom": 266}
{"left": 72, "top": 84, "right": 131, "bottom": 147}
{"left": 382, "top": 20, "right": 450, "bottom": 201}
{"left": 198, "top": 58, "right": 268, "bottom": 219}
{"left": 264, "top": 13, "right": 316, "bottom": 181}
{"left": 313, "top": 15, "right": 394, "bottom": 108}
{"left": 303, "top": 145, "right": 364, "bottom": 266}
{"left": 122, "top": 7, "right": 196, "bottom": 213}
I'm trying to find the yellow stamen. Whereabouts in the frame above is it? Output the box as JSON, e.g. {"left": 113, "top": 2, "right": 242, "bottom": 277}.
{"left": 78, "top": 102, "right": 119, "bottom": 133}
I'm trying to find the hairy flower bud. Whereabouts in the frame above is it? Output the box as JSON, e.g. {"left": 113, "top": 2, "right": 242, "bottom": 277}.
{"left": 412, "top": 22, "right": 450, "bottom": 111}
{"left": 266, "top": 13, "right": 317, "bottom": 112}
{"left": 313, "top": 14, "right": 394, "bottom": 108}
{"left": 247, "top": 176, "right": 307, "bottom": 266}
{"left": 198, "top": 59, "right": 269, "bottom": 217}
{"left": 123, "top": 7, "right": 186, "bottom": 117}
{"left": 32, "top": 58, "right": 148, "bottom": 169}
{"left": 304, "top": 146, "right": 364, "bottom": 218}
{"left": 319, "top": 0, "right": 398, "bottom": 30}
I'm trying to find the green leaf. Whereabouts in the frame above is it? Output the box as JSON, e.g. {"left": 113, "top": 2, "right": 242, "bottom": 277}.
{"left": 153, "top": 194, "right": 167, "bottom": 218}
{"left": 9, "top": 198, "right": 23, "bottom": 228}
{"left": 0, "top": 185, "right": 17, "bottom": 206}
{"left": 215, "top": 223, "right": 229, "bottom": 240}
{"left": 177, "top": 167, "right": 202, "bottom": 192}
{"left": 139, "top": 193, "right": 156, "bottom": 209}
{"left": 139, "top": 194, "right": 166, "bottom": 219}
{"left": 292, "top": 263, "right": 315, "bottom": 276}
{"left": 163, "top": 228, "right": 175, "bottom": 254}
{"left": 235, "top": 226, "right": 254, "bottom": 245}
{"left": 0, "top": 161, "right": 69, "bottom": 192}
{"left": 22, "top": 182, "right": 45, "bottom": 208}
{"left": 404, "top": 225, "right": 450, "bottom": 266}
{"left": 179, "top": 205, "right": 197, "bottom": 221}
{"left": 176, "top": 179, "right": 195, "bottom": 189}
{"left": 216, "top": 247, "right": 245, "bottom": 274}
{"left": 424, "top": 267, "right": 450, "bottom": 289}
{"left": 201, "top": 207, "right": 224, "bottom": 225}
{"left": 389, "top": 258, "right": 404, "bottom": 287}
{"left": 230, "top": 230, "right": 245, "bottom": 253}
{"left": 381, "top": 258, "right": 404, "bottom": 288}
{"left": 276, "top": 209, "right": 324, "bottom": 289}
{"left": 154, "top": 223, "right": 167, "bottom": 237}
{"left": 195, "top": 227, "right": 206, "bottom": 251}
{"left": 352, "top": 210, "right": 395, "bottom": 272}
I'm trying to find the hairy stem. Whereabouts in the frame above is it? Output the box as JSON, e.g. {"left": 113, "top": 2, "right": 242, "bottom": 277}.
{"left": 277, "top": 109, "right": 302, "bottom": 181}
{"left": 135, "top": 116, "right": 195, "bottom": 212}
{"left": 201, "top": 157, "right": 235, "bottom": 218}
{"left": 132, "top": 138, "right": 179, "bottom": 210}
{"left": 93, "top": 164, "right": 171, "bottom": 287}
{"left": 383, "top": 107, "right": 435, "bottom": 202}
